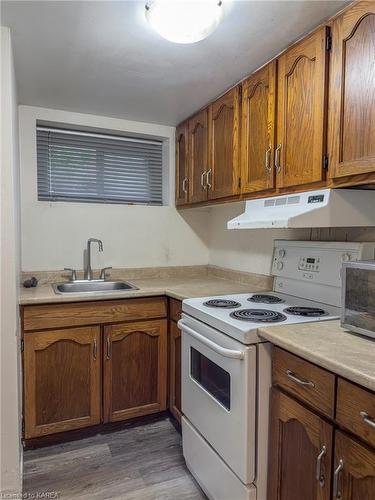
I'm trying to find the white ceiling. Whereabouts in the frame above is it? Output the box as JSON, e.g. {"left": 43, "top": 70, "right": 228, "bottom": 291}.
{"left": 2, "top": 0, "right": 347, "bottom": 126}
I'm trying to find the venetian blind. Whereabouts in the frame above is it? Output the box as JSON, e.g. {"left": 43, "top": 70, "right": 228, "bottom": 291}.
{"left": 37, "top": 126, "right": 163, "bottom": 205}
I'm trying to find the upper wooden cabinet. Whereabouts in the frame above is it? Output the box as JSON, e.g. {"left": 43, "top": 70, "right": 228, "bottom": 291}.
{"left": 175, "top": 123, "right": 189, "bottom": 206}
{"left": 175, "top": 1, "right": 375, "bottom": 207}
{"left": 328, "top": 1, "right": 375, "bottom": 179}
{"left": 276, "top": 27, "right": 329, "bottom": 188}
{"left": 241, "top": 61, "right": 276, "bottom": 194}
{"left": 208, "top": 86, "right": 241, "bottom": 200}
{"left": 188, "top": 108, "right": 209, "bottom": 204}
{"left": 24, "top": 326, "right": 101, "bottom": 438}
{"left": 103, "top": 319, "right": 167, "bottom": 423}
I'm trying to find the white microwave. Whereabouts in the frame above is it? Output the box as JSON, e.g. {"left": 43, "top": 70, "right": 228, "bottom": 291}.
{"left": 341, "top": 261, "right": 375, "bottom": 339}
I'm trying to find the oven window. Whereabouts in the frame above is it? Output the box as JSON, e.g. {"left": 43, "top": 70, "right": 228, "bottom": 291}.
{"left": 190, "top": 347, "right": 231, "bottom": 410}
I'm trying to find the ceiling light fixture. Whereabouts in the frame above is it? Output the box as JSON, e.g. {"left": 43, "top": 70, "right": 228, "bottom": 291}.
{"left": 145, "top": 0, "right": 224, "bottom": 44}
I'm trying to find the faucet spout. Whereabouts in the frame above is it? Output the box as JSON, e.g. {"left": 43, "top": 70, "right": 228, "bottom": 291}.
{"left": 84, "top": 238, "right": 103, "bottom": 280}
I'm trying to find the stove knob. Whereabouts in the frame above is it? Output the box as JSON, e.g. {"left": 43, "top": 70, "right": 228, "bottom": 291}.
{"left": 276, "top": 261, "right": 284, "bottom": 270}
{"left": 278, "top": 248, "right": 286, "bottom": 258}
{"left": 341, "top": 253, "right": 351, "bottom": 262}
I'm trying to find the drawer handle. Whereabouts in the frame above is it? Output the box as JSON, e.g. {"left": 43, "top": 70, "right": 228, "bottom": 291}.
{"left": 286, "top": 369, "right": 315, "bottom": 388}
{"left": 93, "top": 339, "right": 97, "bottom": 360}
{"left": 316, "top": 445, "right": 326, "bottom": 487}
{"left": 360, "top": 411, "right": 375, "bottom": 429}
{"left": 333, "top": 459, "right": 344, "bottom": 499}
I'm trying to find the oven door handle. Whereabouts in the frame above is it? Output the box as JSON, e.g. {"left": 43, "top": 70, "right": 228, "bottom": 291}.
{"left": 178, "top": 320, "right": 245, "bottom": 360}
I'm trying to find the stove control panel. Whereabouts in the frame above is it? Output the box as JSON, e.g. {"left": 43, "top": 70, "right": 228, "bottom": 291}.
{"left": 272, "top": 240, "right": 375, "bottom": 307}
{"left": 298, "top": 256, "right": 320, "bottom": 272}
{"left": 272, "top": 240, "right": 375, "bottom": 286}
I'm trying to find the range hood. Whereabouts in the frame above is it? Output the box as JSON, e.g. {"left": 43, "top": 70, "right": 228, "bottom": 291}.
{"left": 227, "top": 189, "right": 375, "bottom": 230}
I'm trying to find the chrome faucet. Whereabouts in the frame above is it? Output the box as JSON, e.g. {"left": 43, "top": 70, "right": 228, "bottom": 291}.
{"left": 84, "top": 238, "right": 103, "bottom": 280}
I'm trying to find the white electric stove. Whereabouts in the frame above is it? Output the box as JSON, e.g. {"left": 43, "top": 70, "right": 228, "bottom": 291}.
{"left": 179, "top": 240, "right": 375, "bottom": 500}
{"left": 182, "top": 291, "right": 341, "bottom": 344}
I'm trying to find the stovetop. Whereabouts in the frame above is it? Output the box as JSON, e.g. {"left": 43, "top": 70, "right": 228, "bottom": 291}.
{"left": 182, "top": 292, "right": 341, "bottom": 344}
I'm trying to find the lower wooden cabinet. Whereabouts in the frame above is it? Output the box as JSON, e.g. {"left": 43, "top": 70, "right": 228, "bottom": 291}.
{"left": 22, "top": 298, "right": 170, "bottom": 440}
{"left": 333, "top": 431, "right": 375, "bottom": 500}
{"left": 269, "top": 348, "right": 375, "bottom": 500}
{"left": 23, "top": 326, "right": 101, "bottom": 439}
{"left": 268, "top": 388, "right": 333, "bottom": 500}
{"left": 169, "top": 320, "right": 182, "bottom": 423}
{"left": 103, "top": 319, "right": 167, "bottom": 422}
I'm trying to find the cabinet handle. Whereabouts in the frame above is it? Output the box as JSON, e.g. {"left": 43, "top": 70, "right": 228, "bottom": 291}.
{"left": 182, "top": 177, "right": 188, "bottom": 193}
{"left": 201, "top": 170, "right": 207, "bottom": 190}
{"left": 286, "top": 369, "right": 315, "bottom": 388}
{"left": 93, "top": 339, "right": 97, "bottom": 360}
{"left": 275, "top": 143, "right": 282, "bottom": 173}
{"left": 206, "top": 169, "right": 212, "bottom": 189}
{"left": 265, "top": 146, "right": 272, "bottom": 173}
{"left": 106, "top": 337, "right": 111, "bottom": 359}
{"left": 360, "top": 411, "right": 375, "bottom": 429}
{"left": 333, "top": 459, "right": 344, "bottom": 499}
{"left": 316, "top": 445, "right": 326, "bottom": 487}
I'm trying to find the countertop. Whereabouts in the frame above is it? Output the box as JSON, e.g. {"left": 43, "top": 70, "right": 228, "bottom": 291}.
{"left": 259, "top": 320, "right": 375, "bottom": 392}
{"left": 20, "top": 275, "right": 271, "bottom": 305}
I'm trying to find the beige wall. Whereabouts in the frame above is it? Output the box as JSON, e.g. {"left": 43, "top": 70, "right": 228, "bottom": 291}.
{"left": 207, "top": 202, "right": 310, "bottom": 275}
{"left": 0, "top": 26, "right": 22, "bottom": 495}
{"left": 19, "top": 106, "right": 210, "bottom": 271}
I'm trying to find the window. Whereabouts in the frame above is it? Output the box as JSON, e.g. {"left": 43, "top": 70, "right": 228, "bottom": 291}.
{"left": 36, "top": 125, "right": 164, "bottom": 205}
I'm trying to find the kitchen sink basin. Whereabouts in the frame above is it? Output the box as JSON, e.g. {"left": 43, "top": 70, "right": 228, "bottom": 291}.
{"left": 53, "top": 280, "right": 138, "bottom": 294}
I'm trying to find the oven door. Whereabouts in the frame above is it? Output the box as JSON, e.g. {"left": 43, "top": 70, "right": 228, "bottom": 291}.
{"left": 179, "top": 314, "right": 256, "bottom": 484}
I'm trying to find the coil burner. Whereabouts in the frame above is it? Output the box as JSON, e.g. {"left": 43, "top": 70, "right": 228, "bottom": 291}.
{"left": 230, "top": 309, "right": 287, "bottom": 323}
{"left": 203, "top": 299, "right": 241, "bottom": 309}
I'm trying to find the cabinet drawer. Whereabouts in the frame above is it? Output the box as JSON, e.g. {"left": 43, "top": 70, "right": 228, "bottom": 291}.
{"left": 336, "top": 378, "right": 375, "bottom": 448}
{"left": 23, "top": 297, "right": 167, "bottom": 331}
{"left": 169, "top": 298, "right": 182, "bottom": 323}
{"left": 272, "top": 347, "right": 335, "bottom": 418}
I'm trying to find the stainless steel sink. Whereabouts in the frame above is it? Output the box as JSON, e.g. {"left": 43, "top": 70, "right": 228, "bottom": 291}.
{"left": 53, "top": 280, "right": 138, "bottom": 294}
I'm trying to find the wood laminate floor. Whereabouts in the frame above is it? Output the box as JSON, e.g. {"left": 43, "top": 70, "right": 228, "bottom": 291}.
{"left": 23, "top": 417, "right": 206, "bottom": 500}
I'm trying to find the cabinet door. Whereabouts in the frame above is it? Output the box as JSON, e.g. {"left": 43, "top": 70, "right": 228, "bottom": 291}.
{"left": 104, "top": 319, "right": 167, "bottom": 422}
{"left": 188, "top": 108, "right": 209, "bottom": 204}
{"left": 276, "top": 27, "right": 329, "bottom": 188}
{"left": 208, "top": 86, "right": 241, "bottom": 199}
{"left": 169, "top": 321, "right": 182, "bottom": 423}
{"left": 176, "top": 122, "right": 189, "bottom": 206}
{"left": 268, "top": 388, "right": 333, "bottom": 500}
{"left": 24, "top": 326, "right": 101, "bottom": 439}
{"left": 328, "top": 2, "right": 375, "bottom": 179}
{"left": 241, "top": 61, "right": 276, "bottom": 193}
{"left": 333, "top": 431, "right": 375, "bottom": 500}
